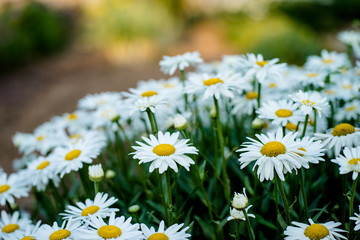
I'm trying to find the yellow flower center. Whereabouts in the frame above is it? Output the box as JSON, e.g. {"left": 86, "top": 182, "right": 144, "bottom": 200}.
{"left": 49, "top": 229, "right": 71, "bottom": 240}
{"left": 268, "top": 83, "right": 277, "bottom": 88}
{"left": 2, "top": 224, "right": 19, "bottom": 233}
{"left": 302, "top": 100, "right": 315, "bottom": 106}
{"left": 346, "top": 106, "right": 357, "bottom": 111}
{"left": 81, "top": 205, "right": 100, "bottom": 216}
{"left": 348, "top": 158, "right": 360, "bottom": 166}
{"left": 256, "top": 61, "right": 268, "bottom": 67}
{"left": 322, "top": 59, "right": 333, "bottom": 64}
{"left": 306, "top": 73, "right": 319, "bottom": 77}
{"left": 153, "top": 144, "right": 176, "bottom": 156}
{"left": 323, "top": 90, "right": 336, "bottom": 95}
{"left": 285, "top": 122, "right": 297, "bottom": 131}
{"left": 245, "top": 92, "right": 258, "bottom": 100}
{"left": 304, "top": 223, "right": 329, "bottom": 240}
{"left": 36, "top": 135, "right": 44, "bottom": 141}
{"left": 65, "top": 149, "right": 82, "bottom": 161}
{"left": 148, "top": 233, "right": 169, "bottom": 240}
{"left": 275, "top": 109, "right": 293, "bottom": 118}
{"left": 261, "top": 141, "right": 286, "bottom": 157}
{"left": 0, "top": 184, "right": 10, "bottom": 194}
{"left": 21, "top": 236, "right": 35, "bottom": 240}
{"left": 141, "top": 91, "right": 158, "bottom": 97}
{"left": 67, "top": 113, "right": 78, "bottom": 120}
{"left": 342, "top": 84, "right": 352, "bottom": 89}
{"left": 332, "top": 123, "right": 355, "bottom": 136}
{"left": 203, "top": 78, "right": 224, "bottom": 86}
{"left": 98, "top": 225, "right": 122, "bottom": 239}
{"left": 36, "top": 161, "right": 50, "bottom": 170}
{"left": 163, "top": 83, "right": 175, "bottom": 88}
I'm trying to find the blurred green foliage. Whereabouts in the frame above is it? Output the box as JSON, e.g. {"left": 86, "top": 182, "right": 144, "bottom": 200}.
{"left": 0, "top": 2, "right": 72, "bottom": 71}
{"left": 223, "top": 14, "right": 322, "bottom": 65}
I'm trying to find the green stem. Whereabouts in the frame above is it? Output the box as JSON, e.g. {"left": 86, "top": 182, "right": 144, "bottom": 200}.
{"left": 146, "top": 109, "right": 158, "bottom": 134}
{"left": 301, "top": 114, "right": 309, "bottom": 138}
{"left": 94, "top": 182, "right": 99, "bottom": 195}
{"left": 242, "top": 208, "right": 256, "bottom": 240}
{"left": 157, "top": 172, "right": 169, "bottom": 223}
{"left": 349, "top": 176, "right": 358, "bottom": 239}
{"left": 164, "top": 171, "right": 173, "bottom": 225}
{"left": 235, "top": 221, "right": 240, "bottom": 240}
{"left": 313, "top": 109, "right": 317, "bottom": 133}
{"left": 299, "top": 169, "right": 310, "bottom": 219}
{"left": 6, "top": 201, "right": 14, "bottom": 214}
{"left": 49, "top": 180, "right": 63, "bottom": 212}
{"left": 275, "top": 174, "right": 291, "bottom": 225}
{"left": 282, "top": 126, "right": 286, "bottom": 137}
{"left": 115, "top": 120, "right": 131, "bottom": 146}
{"left": 214, "top": 96, "right": 230, "bottom": 202}
{"left": 257, "top": 82, "right": 261, "bottom": 108}
{"left": 180, "top": 69, "right": 188, "bottom": 111}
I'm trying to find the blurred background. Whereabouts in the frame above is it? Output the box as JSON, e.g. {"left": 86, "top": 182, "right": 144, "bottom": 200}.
{"left": 0, "top": 0, "right": 359, "bottom": 171}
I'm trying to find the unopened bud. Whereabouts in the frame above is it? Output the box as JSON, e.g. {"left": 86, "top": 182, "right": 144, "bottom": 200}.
{"left": 105, "top": 169, "right": 116, "bottom": 179}
{"left": 252, "top": 118, "right": 264, "bottom": 130}
{"left": 128, "top": 204, "right": 140, "bottom": 213}
{"left": 89, "top": 164, "right": 104, "bottom": 182}
{"left": 174, "top": 114, "right": 187, "bottom": 130}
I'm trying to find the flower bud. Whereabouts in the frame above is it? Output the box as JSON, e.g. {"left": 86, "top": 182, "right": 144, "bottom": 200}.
{"left": 89, "top": 164, "right": 104, "bottom": 182}
{"left": 210, "top": 106, "right": 216, "bottom": 118}
{"left": 105, "top": 169, "right": 116, "bottom": 179}
{"left": 231, "top": 188, "right": 248, "bottom": 210}
{"left": 174, "top": 114, "right": 187, "bottom": 130}
{"left": 252, "top": 118, "right": 264, "bottom": 130}
{"left": 128, "top": 204, "right": 140, "bottom": 213}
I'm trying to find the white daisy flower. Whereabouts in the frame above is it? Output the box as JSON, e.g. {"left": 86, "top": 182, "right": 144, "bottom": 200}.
{"left": 231, "top": 188, "right": 249, "bottom": 210}
{"left": 296, "top": 136, "right": 326, "bottom": 165}
{"left": 8, "top": 220, "right": 41, "bottom": 240}
{"left": 141, "top": 220, "right": 191, "bottom": 240}
{"left": 159, "top": 51, "right": 203, "bottom": 75}
{"left": 36, "top": 219, "right": 81, "bottom": 240}
{"left": 237, "top": 128, "right": 306, "bottom": 181}
{"left": 315, "top": 123, "right": 360, "bottom": 156}
{"left": 132, "top": 131, "right": 198, "bottom": 174}
{"left": 0, "top": 173, "right": 29, "bottom": 206}
{"left": 185, "top": 72, "right": 246, "bottom": 100}
{"left": 52, "top": 111, "right": 93, "bottom": 134}
{"left": 231, "top": 91, "right": 258, "bottom": 116}
{"left": 61, "top": 192, "right": 118, "bottom": 224}
{"left": 78, "top": 92, "right": 122, "bottom": 111}
{"left": 331, "top": 146, "right": 360, "bottom": 180}
{"left": 131, "top": 95, "right": 168, "bottom": 114}
{"left": 350, "top": 206, "right": 360, "bottom": 231}
{"left": 0, "top": 211, "right": 31, "bottom": 239}
{"left": 284, "top": 218, "right": 346, "bottom": 240}
{"left": 52, "top": 139, "right": 104, "bottom": 178}
{"left": 236, "top": 53, "right": 287, "bottom": 83}
{"left": 305, "top": 49, "right": 349, "bottom": 73}
{"left": 338, "top": 30, "right": 360, "bottom": 46}
{"left": 227, "top": 206, "right": 255, "bottom": 221}
{"left": 297, "top": 70, "right": 327, "bottom": 88}
{"left": 22, "top": 156, "right": 59, "bottom": 191}
{"left": 335, "top": 100, "right": 360, "bottom": 122}
{"left": 78, "top": 212, "right": 143, "bottom": 240}
{"left": 291, "top": 91, "right": 329, "bottom": 117}
{"left": 257, "top": 100, "right": 304, "bottom": 127}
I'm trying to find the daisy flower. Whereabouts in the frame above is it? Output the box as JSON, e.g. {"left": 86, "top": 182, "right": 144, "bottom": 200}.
{"left": 350, "top": 205, "right": 360, "bottom": 231}
{"left": 315, "top": 123, "right": 360, "bottom": 156}
{"left": 78, "top": 212, "right": 143, "bottom": 240}
{"left": 159, "top": 51, "right": 203, "bottom": 75}
{"left": 231, "top": 91, "right": 258, "bottom": 116}
{"left": 22, "top": 156, "right": 59, "bottom": 191}
{"left": 231, "top": 188, "right": 249, "bottom": 210}
{"left": 237, "top": 128, "right": 306, "bottom": 181}
{"left": 36, "top": 219, "right": 81, "bottom": 240}
{"left": 284, "top": 218, "right": 346, "bottom": 240}
{"left": 227, "top": 206, "right": 255, "bottom": 221}
{"left": 335, "top": 100, "right": 360, "bottom": 122}
{"left": 8, "top": 220, "right": 41, "bottom": 240}
{"left": 338, "top": 30, "right": 360, "bottom": 46}
{"left": 0, "top": 211, "right": 31, "bottom": 239}
{"left": 305, "top": 49, "right": 349, "bottom": 73}
{"left": 185, "top": 72, "right": 245, "bottom": 100}
{"left": 141, "top": 220, "right": 191, "bottom": 240}
{"left": 132, "top": 131, "right": 198, "bottom": 174}
{"left": 331, "top": 146, "right": 360, "bottom": 180}
{"left": 61, "top": 192, "right": 119, "bottom": 223}
{"left": 52, "top": 139, "right": 104, "bottom": 178}
{"left": 291, "top": 91, "right": 329, "bottom": 117}
{"left": 297, "top": 70, "right": 327, "bottom": 88}
{"left": 78, "top": 92, "right": 122, "bottom": 111}
{"left": 257, "top": 100, "right": 304, "bottom": 127}
{"left": 236, "top": 53, "right": 287, "bottom": 83}
{"left": 296, "top": 136, "right": 326, "bottom": 165}
{"left": 0, "top": 173, "right": 29, "bottom": 206}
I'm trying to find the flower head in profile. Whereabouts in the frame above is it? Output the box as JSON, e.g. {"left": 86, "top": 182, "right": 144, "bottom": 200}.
{"left": 331, "top": 146, "right": 360, "bottom": 180}
{"left": 0, "top": 173, "right": 30, "bottom": 206}
{"left": 160, "top": 51, "right": 203, "bottom": 75}
{"left": 315, "top": 123, "right": 360, "bottom": 156}
{"left": 291, "top": 91, "right": 329, "bottom": 117}
{"left": 231, "top": 188, "right": 249, "bottom": 210}
{"left": 305, "top": 49, "right": 349, "bottom": 72}
{"left": 237, "top": 128, "right": 306, "bottom": 181}
{"left": 36, "top": 219, "right": 82, "bottom": 240}
{"left": 284, "top": 218, "right": 346, "bottom": 240}
{"left": 132, "top": 131, "right": 198, "bottom": 174}
{"left": 227, "top": 206, "right": 255, "bottom": 221}
{"left": 141, "top": 220, "right": 191, "bottom": 240}
{"left": 350, "top": 205, "right": 360, "bottom": 231}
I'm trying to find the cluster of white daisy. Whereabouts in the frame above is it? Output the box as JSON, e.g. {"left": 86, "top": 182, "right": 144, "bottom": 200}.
{"left": 1, "top": 31, "right": 360, "bottom": 239}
